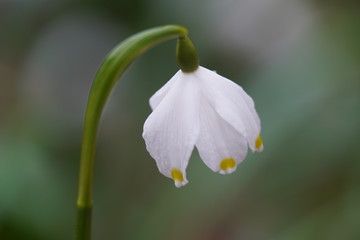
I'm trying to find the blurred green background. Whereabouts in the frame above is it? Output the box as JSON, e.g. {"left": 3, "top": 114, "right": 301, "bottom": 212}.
{"left": 1, "top": 0, "right": 360, "bottom": 239}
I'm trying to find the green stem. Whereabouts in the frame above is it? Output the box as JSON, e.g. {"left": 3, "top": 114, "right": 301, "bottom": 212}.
{"left": 75, "top": 25, "right": 188, "bottom": 240}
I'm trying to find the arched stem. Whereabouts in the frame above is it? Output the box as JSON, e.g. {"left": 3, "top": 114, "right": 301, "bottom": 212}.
{"left": 75, "top": 25, "right": 188, "bottom": 240}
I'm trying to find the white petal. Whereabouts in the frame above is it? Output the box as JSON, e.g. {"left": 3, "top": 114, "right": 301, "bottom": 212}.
{"left": 196, "top": 66, "right": 263, "bottom": 152}
{"left": 195, "top": 97, "right": 248, "bottom": 174}
{"left": 149, "top": 71, "right": 181, "bottom": 110}
{"left": 143, "top": 71, "right": 200, "bottom": 187}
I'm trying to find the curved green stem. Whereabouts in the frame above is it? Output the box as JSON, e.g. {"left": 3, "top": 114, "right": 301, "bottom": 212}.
{"left": 75, "top": 25, "right": 188, "bottom": 240}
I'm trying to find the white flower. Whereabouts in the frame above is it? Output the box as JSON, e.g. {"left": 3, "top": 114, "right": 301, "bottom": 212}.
{"left": 143, "top": 66, "right": 263, "bottom": 187}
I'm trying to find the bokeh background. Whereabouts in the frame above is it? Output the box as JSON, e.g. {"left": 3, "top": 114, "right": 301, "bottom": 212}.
{"left": 1, "top": 0, "right": 360, "bottom": 239}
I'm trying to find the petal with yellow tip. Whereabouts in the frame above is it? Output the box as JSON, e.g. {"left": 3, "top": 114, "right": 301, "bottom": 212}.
{"left": 143, "top": 71, "right": 200, "bottom": 187}
{"left": 195, "top": 93, "right": 248, "bottom": 174}
{"left": 171, "top": 168, "right": 188, "bottom": 188}
{"left": 255, "top": 135, "right": 264, "bottom": 152}
{"left": 219, "top": 158, "right": 237, "bottom": 174}
{"left": 197, "top": 67, "right": 262, "bottom": 152}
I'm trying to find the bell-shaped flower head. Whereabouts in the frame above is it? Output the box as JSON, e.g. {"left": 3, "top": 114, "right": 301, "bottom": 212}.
{"left": 143, "top": 66, "right": 263, "bottom": 187}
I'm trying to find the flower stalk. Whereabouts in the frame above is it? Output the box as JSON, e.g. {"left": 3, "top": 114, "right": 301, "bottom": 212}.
{"left": 75, "top": 25, "right": 189, "bottom": 240}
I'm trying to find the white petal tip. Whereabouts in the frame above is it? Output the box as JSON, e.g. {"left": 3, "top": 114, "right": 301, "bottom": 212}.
{"left": 218, "top": 158, "right": 237, "bottom": 175}
{"left": 174, "top": 180, "right": 188, "bottom": 188}
{"left": 219, "top": 167, "right": 237, "bottom": 175}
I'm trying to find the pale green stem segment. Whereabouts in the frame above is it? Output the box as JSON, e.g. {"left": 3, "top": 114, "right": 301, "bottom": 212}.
{"left": 75, "top": 25, "right": 188, "bottom": 240}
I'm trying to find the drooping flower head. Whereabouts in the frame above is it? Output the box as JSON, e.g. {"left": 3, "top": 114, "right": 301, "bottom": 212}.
{"left": 143, "top": 36, "right": 263, "bottom": 187}
{"left": 143, "top": 66, "right": 263, "bottom": 187}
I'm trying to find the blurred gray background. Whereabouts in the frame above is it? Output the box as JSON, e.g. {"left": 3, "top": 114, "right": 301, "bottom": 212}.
{"left": 1, "top": 0, "right": 360, "bottom": 239}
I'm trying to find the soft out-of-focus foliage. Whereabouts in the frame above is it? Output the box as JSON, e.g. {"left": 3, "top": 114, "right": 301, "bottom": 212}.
{"left": 1, "top": 0, "right": 359, "bottom": 239}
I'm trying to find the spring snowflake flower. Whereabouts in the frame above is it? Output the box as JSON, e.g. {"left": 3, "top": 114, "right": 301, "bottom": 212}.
{"left": 143, "top": 66, "right": 263, "bottom": 187}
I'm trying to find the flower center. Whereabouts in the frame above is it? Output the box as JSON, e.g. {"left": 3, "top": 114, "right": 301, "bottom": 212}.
{"left": 220, "top": 158, "right": 236, "bottom": 171}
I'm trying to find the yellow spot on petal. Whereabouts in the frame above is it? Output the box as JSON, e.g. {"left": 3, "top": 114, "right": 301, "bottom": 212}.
{"left": 255, "top": 135, "right": 263, "bottom": 149}
{"left": 171, "top": 168, "right": 184, "bottom": 182}
{"left": 220, "top": 158, "right": 236, "bottom": 171}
